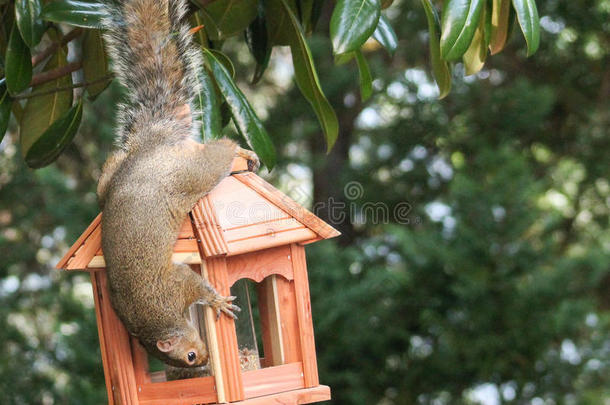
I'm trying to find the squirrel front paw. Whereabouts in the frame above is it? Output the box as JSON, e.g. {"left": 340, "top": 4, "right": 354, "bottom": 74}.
{"left": 236, "top": 147, "right": 260, "bottom": 172}
{"left": 210, "top": 295, "right": 241, "bottom": 320}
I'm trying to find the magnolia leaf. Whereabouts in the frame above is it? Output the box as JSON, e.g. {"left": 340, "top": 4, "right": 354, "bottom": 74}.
{"left": 489, "top": 0, "right": 510, "bottom": 54}
{"left": 41, "top": 0, "right": 107, "bottom": 29}
{"left": 209, "top": 49, "right": 235, "bottom": 79}
{"left": 195, "top": 68, "right": 222, "bottom": 142}
{"left": 25, "top": 99, "right": 82, "bottom": 168}
{"left": 0, "top": 80, "right": 12, "bottom": 142}
{"left": 298, "top": 0, "right": 314, "bottom": 33}
{"left": 276, "top": 0, "right": 339, "bottom": 151}
{"left": 15, "top": 0, "right": 45, "bottom": 47}
{"left": 355, "top": 50, "right": 372, "bottom": 101}
{"left": 421, "top": 0, "right": 451, "bottom": 99}
{"left": 202, "top": 49, "right": 276, "bottom": 169}
{"left": 334, "top": 52, "right": 355, "bottom": 65}
{"left": 372, "top": 14, "right": 398, "bottom": 55}
{"left": 512, "top": 0, "right": 540, "bottom": 56}
{"left": 245, "top": 3, "right": 271, "bottom": 84}
{"left": 82, "top": 29, "right": 112, "bottom": 100}
{"left": 198, "top": 0, "right": 258, "bottom": 41}
{"left": 330, "top": 0, "right": 381, "bottom": 55}
{"left": 266, "top": 0, "right": 298, "bottom": 46}
{"left": 20, "top": 46, "right": 72, "bottom": 159}
{"left": 5, "top": 24, "right": 32, "bottom": 95}
{"left": 463, "top": 6, "right": 488, "bottom": 75}
{"left": 440, "top": 0, "right": 485, "bottom": 61}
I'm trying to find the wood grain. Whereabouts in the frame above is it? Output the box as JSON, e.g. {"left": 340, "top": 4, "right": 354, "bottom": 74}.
{"left": 200, "top": 261, "right": 226, "bottom": 403}
{"left": 66, "top": 224, "right": 102, "bottom": 270}
{"left": 191, "top": 196, "right": 229, "bottom": 258}
{"left": 290, "top": 244, "right": 319, "bottom": 388}
{"left": 131, "top": 337, "right": 151, "bottom": 385}
{"left": 257, "top": 276, "right": 285, "bottom": 367}
{"left": 96, "top": 271, "right": 139, "bottom": 404}
{"left": 87, "top": 252, "right": 202, "bottom": 268}
{"left": 56, "top": 213, "right": 101, "bottom": 269}
{"left": 237, "top": 385, "right": 331, "bottom": 405}
{"left": 225, "top": 245, "right": 293, "bottom": 287}
{"left": 178, "top": 217, "right": 195, "bottom": 239}
{"left": 242, "top": 362, "right": 304, "bottom": 399}
{"left": 227, "top": 228, "right": 317, "bottom": 257}
{"left": 234, "top": 173, "right": 340, "bottom": 240}
{"left": 223, "top": 218, "right": 302, "bottom": 242}
{"left": 90, "top": 271, "right": 114, "bottom": 405}
{"left": 137, "top": 375, "right": 217, "bottom": 405}
{"left": 276, "top": 277, "right": 302, "bottom": 364}
{"left": 209, "top": 176, "right": 289, "bottom": 230}
{"left": 205, "top": 258, "right": 244, "bottom": 402}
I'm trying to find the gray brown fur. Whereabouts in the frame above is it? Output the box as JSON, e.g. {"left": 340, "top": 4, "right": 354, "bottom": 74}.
{"left": 99, "top": 0, "right": 259, "bottom": 368}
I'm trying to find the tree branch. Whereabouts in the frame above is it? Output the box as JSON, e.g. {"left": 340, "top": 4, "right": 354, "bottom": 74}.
{"left": 14, "top": 74, "right": 114, "bottom": 100}
{"left": 29, "top": 61, "right": 83, "bottom": 88}
{"left": 31, "top": 28, "right": 84, "bottom": 67}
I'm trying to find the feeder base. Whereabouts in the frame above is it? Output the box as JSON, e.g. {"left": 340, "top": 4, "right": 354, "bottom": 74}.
{"left": 229, "top": 385, "right": 330, "bottom": 405}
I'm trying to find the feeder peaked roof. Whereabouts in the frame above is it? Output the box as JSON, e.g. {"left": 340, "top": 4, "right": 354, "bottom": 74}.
{"left": 56, "top": 171, "right": 340, "bottom": 271}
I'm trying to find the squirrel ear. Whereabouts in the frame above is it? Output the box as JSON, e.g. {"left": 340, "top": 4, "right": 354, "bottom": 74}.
{"left": 156, "top": 336, "right": 179, "bottom": 352}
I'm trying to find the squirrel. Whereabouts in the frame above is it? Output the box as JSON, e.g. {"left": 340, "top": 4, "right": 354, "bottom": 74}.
{"left": 97, "top": 0, "right": 259, "bottom": 368}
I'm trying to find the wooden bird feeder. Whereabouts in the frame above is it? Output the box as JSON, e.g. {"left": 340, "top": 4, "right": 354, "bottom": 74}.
{"left": 56, "top": 157, "right": 339, "bottom": 405}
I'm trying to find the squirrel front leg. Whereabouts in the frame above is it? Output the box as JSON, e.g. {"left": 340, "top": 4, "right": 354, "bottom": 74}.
{"left": 172, "top": 264, "right": 241, "bottom": 319}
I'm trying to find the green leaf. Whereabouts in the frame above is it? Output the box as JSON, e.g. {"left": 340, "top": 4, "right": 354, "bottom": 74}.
{"left": 0, "top": 79, "right": 12, "bottom": 142}
{"left": 202, "top": 49, "right": 276, "bottom": 169}
{"left": 20, "top": 46, "right": 72, "bottom": 159}
{"left": 334, "top": 52, "right": 354, "bottom": 66}
{"left": 266, "top": 0, "right": 298, "bottom": 46}
{"left": 198, "top": 0, "right": 258, "bottom": 41}
{"left": 489, "top": 0, "right": 510, "bottom": 54}
{"left": 462, "top": 5, "right": 487, "bottom": 75}
{"left": 5, "top": 23, "right": 32, "bottom": 95}
{"left": 421, "top": 0, "right": 451, "bottom": 99}
{"left": 297, "top": 0, "right": 314, "bottom": 33}
{"left": 209, "top": 49, "right": 235, "bottom": 79}
{"left": 195, "top": 68, "right": 222, "bottom": 142}
{"left": 484, "top": 0, "right": 492, "bottom": 47}
{"left": 372, "top": 14, "right": 398, "bottom": 55}
{"left": 511, "top": 0, "right": 539, "bottom": 56}
{"left": 24, "top": 99, "right": 82, "bottom": 168}
{"left": 41, "top": 0, "right": 107, "bottom": 29}
{"left": 440, "top": 0, "right": 485, "bottom": 61}
{"left": 82, "top": 29, "right": 111, "bottom": 100}
{"left": 355, "top": 50, "right": 372, "bottom": 101}
{"left": 245, "top": 3, "right": 271, "bottom": 84}
{"left": 330, "top": 0, "right": 381, "bottom": 55}
{"left": 276, "top": 0, "right": 339, "bottom": 151}
{"left": 15, "top": 0, "right": 45, "bottom": 47}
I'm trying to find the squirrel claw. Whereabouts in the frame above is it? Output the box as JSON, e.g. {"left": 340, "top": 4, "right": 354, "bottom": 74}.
{"left": 212, "top": 297, "right": 240, "bottom": 321}
{"left": 236, "top": 147, "right": 260, "bottom": 172}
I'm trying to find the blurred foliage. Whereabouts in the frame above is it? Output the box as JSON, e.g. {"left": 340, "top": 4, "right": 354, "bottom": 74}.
{"left": 1, "top": 0, "right": 540, "bottom": 169}
{"left": 1, "top": 0, "right": 609, "bottom": 404}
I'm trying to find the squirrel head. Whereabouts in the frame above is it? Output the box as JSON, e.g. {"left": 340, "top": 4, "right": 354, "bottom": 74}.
{"left": 155, "top": 323, "right": 209, "bottom": 368}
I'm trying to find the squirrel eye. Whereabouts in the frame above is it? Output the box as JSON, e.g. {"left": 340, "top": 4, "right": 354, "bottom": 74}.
{"left": 187, "top": 352, "right": 196, "bottom": 363}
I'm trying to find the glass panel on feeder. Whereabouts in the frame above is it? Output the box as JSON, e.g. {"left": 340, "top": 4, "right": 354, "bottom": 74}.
{"left": 231, "top": 279, "right": 261, "bottom": 372}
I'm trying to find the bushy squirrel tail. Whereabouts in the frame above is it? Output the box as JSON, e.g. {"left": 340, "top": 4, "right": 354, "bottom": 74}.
{"left": 103, "top": 0, "right": 201, "bottom": 149}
